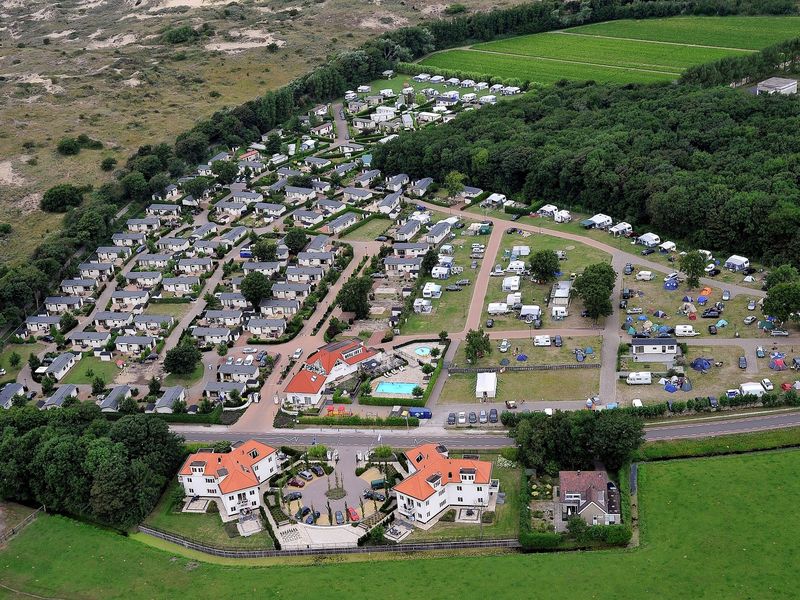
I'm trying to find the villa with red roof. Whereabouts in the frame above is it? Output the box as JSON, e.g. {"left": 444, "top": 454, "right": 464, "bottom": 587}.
{"left": 393, "top": 443, "right": 496, "bottom": 525}
{"left": 284, "top": 339, "right": 381, "bottom": 406}
{"left": 177, "top": 440, "right": 281, "bottom": 517}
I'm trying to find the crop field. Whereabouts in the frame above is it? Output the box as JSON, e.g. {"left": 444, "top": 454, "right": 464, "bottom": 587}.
{"left": 421, "top": 16, "right": 800, "bottom": 85}
{"left": 3, "top": 450, "right": 800, "bottom": 598}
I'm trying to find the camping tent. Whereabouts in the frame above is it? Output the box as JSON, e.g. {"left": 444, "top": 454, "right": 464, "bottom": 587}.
{"left": 575, "top": 350, "right": 585, "bottom": 363}
{"left": 681, "top": 302, "right": 697, "bottom": 313}
{"left": 758, "top": 320, "right": 775, "bottom": 331}
{"left": 475, "top": 372, "right": 497, "bottom": 398}
{"left": 585, "top": 347, "right": 594, "bottom": 355}
{"left": 716, "top": 319, "right": 728, "bottom": 327}
{"left": 682, "top": 296, "right": 693, "bottom": 302}
{"left": 516, "top": 354, "right": 528, "bottom": 362}
{"left": 681, "top": 379, "right": 693, "bottom": 392}
{"left": 654, "top": 310, "right": 667, "bottom": 317}
{"left": 697, "top": 295, "right": 708, "bottom": 304}
{"left": 691, "top": 357, "right": 712, "bottom": 372}
{"left": 700, "top": 287, "right": 713, "bottom": 296}
{"left": 664, "top": 280, "right": 678, "bottom": 290}
{"left": 770, "top": 358, "right": 787, "bottom": 371}
{"left": 664, "top": 383, "right": 678, "bottom": 393}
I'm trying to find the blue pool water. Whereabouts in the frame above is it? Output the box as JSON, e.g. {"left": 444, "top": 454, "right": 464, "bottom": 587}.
{"left": 375, "top": 381, "right": 418, "bottom": 395}
{"left": 415, "top": 347, "right": 432, "bottom": 356}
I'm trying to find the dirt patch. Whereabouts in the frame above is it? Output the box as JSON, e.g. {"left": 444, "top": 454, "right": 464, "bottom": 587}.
{"left": 87, "top": 33, "right": 138, "bottom": 50}
{"left": 205, "top": 30, "right": 285, "bottom": 53}
{"left": 3, "top": 72, "right": 65, "bottom": 94}
{"left": 359, "top": 14, "right": 409, "bottom": 30}
{"left": 0, "top": 161, "right": 26, "bottom": 186}
{"left": 421, "top": 3, "right": 448, "bottom": 15}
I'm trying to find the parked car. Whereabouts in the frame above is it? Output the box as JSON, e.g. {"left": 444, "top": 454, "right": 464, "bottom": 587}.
{"left": 310, "top": 465, "right": 325, "bottom": 477}
{"left": 447, "top": 412, "right": 456, "bottom": 425}
{"left": 722, "top": 290, "right": 731, "bottom": 301}
{"left": 707, "top": 268, "right": 721, "bottom": 277}
{"left": 225, "top": 356, "right": 234, "bottom": 365}
{"left": 738, "top": 356, "right": 747, "bottom": 369}
{"left": 298, "top": 470, "right": 314, "bottom": 481}
{"left": 756, "top": 346, "right": 765, "bottom": 358}
{"left": 554, "top": 335, "right": 562, "bottom": 347}
{"left": 762, "top": 378, "right": 774, "bottom": 391}
{"left": 619, "top": 299, "right": 628, "bottom": 310}
{"left": 641, "top": 248, "right": 655, "bottom": 255}
{"left": 664, "top": 272, "right": 679, "bottom": 281}
{"left": 743, "top": 316, "right": 757, "bottom": 325}
{"left": 626, "top": 307, "right": 643, "bottom": 315}
{"left": 242, "top": 347, "right": 257, "bottom": 354}
{"left": 364, "top": 490, "right": 386, "bottom": 501}
{"left": 704, "top": 263, "right": 716, "bottom": 273}
{"left": 457, "top": 411, "right": 467, "bottom": 425}
{"left": 370, "top": 272, "right": 387, "bottom": 279}
{"left": 747, "top": 299, "right": 757, "bottom": 311}
{"left": 498, "top": 339, "right": 510, "bottom": 353}
{"left": 235, "top": 357, "right": 243, "bottom": 365}
{"left": 375, "top": 235, "right": 388, "bottom": 242}
{"left": 295, "top": 506, "right": 311, "bottom": 520}
{"left": 505, "top": 400, "right": 517, "bottom": 409}
{"left": 285, "top": 491, "right": 302, "bottom": 501}
{"left": 771, "top": 329, "right": 789, "bottom": 336}
{"left": 489, "top": 408, "right": 498, "bottom": 423}
{"left": 506, "top": 227, "right": 517, "bottom": 234}
{"left": 485, "top": 318, "right": 494, "bottom": 328}
{"left": 479, "top": 410, "right": 488, "bottom": 424}
{"left": 335, "top": 511, "right": 344, "bottom": 525}
{"left": 292, "top": 348, "right": 303, "bottom": 360}
{"left": 468, "top": 412, "right": 477, "bottom": 424}
{"left": 347, "top": 507, "right": 360, "bottom": 522}
{"left": 701, "top": 309, "right": 720, "bottom": 318}
{"left": 456, "top": 279, "right": 471, "bottom": 286}
{"left": 708, "top": 325, "right": 717, "bottom": 335}
{"left": 445, "top": 285, "right": 461, "bottom": 292}
{"left": 287, "top": 478, "right": 305, "bottom": 488}
{"left": 624, "top": 263, "right": 633, "bottom": 275}
{"left": 471, "top": 260, "right": 478, "bottom": 269}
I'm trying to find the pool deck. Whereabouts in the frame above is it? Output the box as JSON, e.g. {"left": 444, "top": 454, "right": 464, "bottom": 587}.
{"left": 370, "top": 365, "right": 427, "bottom": 399}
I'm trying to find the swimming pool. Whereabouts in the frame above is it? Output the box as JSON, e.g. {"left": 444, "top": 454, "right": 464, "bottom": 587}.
{"left": 415, "top": 347, "right": 432, "bottom": 356}
{"left": 375, "top": 381, "right": 418, "bottom": 395}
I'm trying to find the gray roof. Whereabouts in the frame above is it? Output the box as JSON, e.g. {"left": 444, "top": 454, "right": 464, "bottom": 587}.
{"left": 268, "top": 179, "right": 288, "bottom": 192}
{"left": 427, "top": 222, "right": 451, "bottom": 238}
{"left": 286, "top": 186, "right": 314, "bottom": 195}
{"left": 272, "top": 282, "right": 311, "bottom": 292}
{"left": 218, "top": 363, "right": 259, "bottom": 375}
{"left": 204, "top": 381, "right": 246, "bottom": 394}
{"left": 335, "top": 162, "right": 357, "bottom": 175}
{"left": 193, "top": 240, "right": 223, "bottom": 250}
{"left": 286, "top": 266, "right": 324, "bottom": 276}
{"left": 44, "top": 384, "right": 78, "bottom": 408}
{"left": 297, "top": 251, "right": 334, "bottom": 262}
{"left": 61, "top": 278, "right": 96, "bottom": 288}
{"left": 384, "top": 256, "right": 422, "bottom": 266}
{"left": 378, "top": 192, "right": 402, "bottom": 207}
{"left": 397, "top": 220, "right": 421, "bottom": 235}
{"left": 393, "top": 242, "right": 429, "bottom": 251}
{"left": 178, "top": 258, "right": 212, "bottom": 266}
{"left": 411, "top": 177, "right": 433, "bottom": 189}
{"left": 133, "top": 314, "right": 174, "bottom": 325}
{"left": 219, "top": 292, "right": 245, "bottom": 301}
{"left": 156, "top": 386, "right": 185, "bottom": 409}
{"left": 205, "top": 309, "right": 242, "bottom": 319}
{"left": 94, "top": 311, "right": 132, "bottom": 322}
{"left": 191, "top": 223, "right": 217, "bottom": 237}
{"left": 355, "top": 169, "right": 380, "bottom": 183}
{"left": 27, "top": 315, "right": 61, "bottom": 325}
{"left": 0, "top": 383, "right": 26, "bottom": 408}
{"left": 126, "top": 271, "right": 161, "bottom": 280}
{"left": 192, "top": 327, "right": 231, "bottom": 337}
{"left": 343, "top": 187, "right": 372, "bottom": 198}
{"left": 128, "top": 217, "right": 160, "bottom": 226}
{"left": 216, "top": 200, "right": 247, "bottom": 211}
{"left": 112, "top": 233, "right": 146, "bottom": 241}
{"left": 387, "top": 174, "right": 409, "bottom": 185}
{"left": 244, "top": 261, "right": 281, "bottom": 271}
{"left": 329, "top": 213, "right": 358, "bottom": 229}
{"left": 255, "top": 202, "right": 286, "bottom": 213}
{"left": 305, "top": 156, "right": 330, "bottom": 165}
{"left": 112, "top": 290, "right": 148, "bottom": 298}
{"left": 232, "top": 191, "right": 263, "bottom": 200}
{"left": 79, "top": 262, "right": 113, "bottom": 271}
{"left": 137, "top": 253, "right": 172, "bottom": 263}
{"left": 247, "top": 317, "right": 286, "bottom": 328}
{"left": 259, "top": 298, "right": 300, "bottom": 310}
{"left": 46, "top": 353, "right": 76, "bottom": 375}
{"left": 67, "top": 331, "right": 110, "bottom": 341}
{"left": 221, "top": 227, "right": 248, "bottom": 242}
{"left": 116, "top": 335, "right": 156, "bottom": 345}
{"left": 157, "top": 237, "right": 188, "bottom": 246}
{"left": 45, "top": 296, "right": 82, "bottom": 306}
{"left": 318, "top": 199, "right": 345, "bottom": 210}
{"left": 148, "top": 203, "right": 181, "bottom": 212}
{"left": 294, "top": 209, "right": 323, "bottom": 220}
{"left": 305, "top": 235, "right": 330, "bottom": 252}
{"left": 163, "top": 276, "right": 200, "bottom": 286}
{"left": 100, "top": 385, "right": 130, "bottom": 411}
{"left": 96, "top": 246, "right": 131, "bottom": 256}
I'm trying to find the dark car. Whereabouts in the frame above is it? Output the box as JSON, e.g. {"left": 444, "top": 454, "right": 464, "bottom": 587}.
{"left": 335, "top": 510, "right": 344, "bottom": 525}
{"left": 708, "top": 325, "right": 718, "bottom": 335}
{"left": 632, "top": 333, "right": 651, "bottom": 339}
{"left": 447, "top": 412, "right": 456, "bottom": 425}
{"left": 641, "top": 248, "right": 655, "bottom": 256}
{"left": 619, "top": 299, "right": 628, "bottom": 310}
{"left": 295, "top": 506, "right": 311, "bottom": 520}
{"left": 506, "top": 227, "right": 517, "bottom": 234}
{"left": 287, "top": 477, "right": 305, "bottom": 488}
{"left": 701, "top": 309, "right": 720, "bottom": 319}
{"left": 738, "top": 356, "right": 747, "bottom": 369}
{"left": 624, "top": 263, "right": 633, "bottom": 275}
{"left": 40, "top": 335, "right": 55, "bottom": 343}
{"left": 707, "top": 268, "right": 721, "bottom": 277}
{"left": 489, "top": 408, "right": 498, "bottom": 423}
{"left": 310, "top": 465, "right": 325, "bottom": 477}
{"left": 445, "top": 285, "right": 461, "bottom": 292}
{"left": 554, "top": 335, "right": 563, "bottom": 347}
{"left": 285, "top": 491, "right": 302, "bottom": 501}
{"left": 621, "top": 288, "right": 631, "bottom": 300}
{"left": 486, "top": 318, "right": 494, "bottom": 328}
{"left": 375, "top": 235, "right": 388, "bottom": 242}
{"left": 364, "top": 490, "right": 386, "bottom": 501}
{"left": 511, "top": 214, "right": 522, "bottom": 221}
{"left": 468, "top": 412, "right": 478, "bottom": 424}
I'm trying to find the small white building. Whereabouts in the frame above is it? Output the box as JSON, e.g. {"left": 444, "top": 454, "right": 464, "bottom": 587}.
{"left": 630, "top": 338, "right": 679, "bottom": 363}
{"left": 476, "top": 372, "right": 497, "bottom": 399}
{"left": 756, "top": 77, "right": 797, "bottom": 95}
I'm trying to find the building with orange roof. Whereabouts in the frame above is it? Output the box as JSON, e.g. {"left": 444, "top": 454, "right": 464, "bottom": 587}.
{"left": 177, "top": 440, "right": 281, "bottom": 517}
{"left": 394, "top": 443, "right": 496, "bottom": 525}
{"left": 284, "top": 339, "right": 382, "bottom": 406}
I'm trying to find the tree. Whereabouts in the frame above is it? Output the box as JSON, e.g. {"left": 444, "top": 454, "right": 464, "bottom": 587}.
{"left": 41, "top": 375, "right": 55, "bottom": 396}
{"left": 118, "top": 395, "right": 138, "bottom": 415}
{"left": 41, "top": 184, "right": 83, "bottom": 212}
{"left": 307, "top": 444, "right": 328, "bottom": 460}
{"left": 211, "top": 160, "right": 238, "bottom": 185}
{"left": 335, "top": 275, "right": 372, "bottom": 318}
{"left": 430, "top": 347, "right": 440, "bottom": 358}
{"left": 288, "top": 174, "right": 313, "bottom": 188}
{"left": 28, "top": 353, "right": 41, "bottom": 371}
{"left": 529, "top": 250, "right": 559, "bottom": 282}
{"left": 763, "top": 282, "right": 800, "bottom": 324}
{"left": 182, "top": 176, "right": 212, "bottom": 199}
{"left": 252, "top": 239, "right": 278, "bottom": 262}
{"left": 164, "top": 341, "right": 202, "bottom": 375}
{"left": 148, "top": 376, "right": 161, "bottom": 397}
{"left": 8, "top": 351, "right": 21, "bottom": 368}
{"left": 578, "top": 281, "right": 613, "bottom": 321}
{"left": 121, "top": 171, "right": 149, "bottom": 202}
{"left": 91, "top": 376, "right": 106, "bottom": 396}
{"left": 372, "top": 445, "right": 394, "bottom": 474}
{"left": 57, "top": 137, "right": 81, "bottom": 155}
{"left": 679, "top": 250, "right": 705, "bottom": 288}
{"left": 284, "top": 228, "right": 309, "bottom": 254}
{"left": 464, "top": 328, "right": 491, "bottom": 363}
{"left": 59, "top": 311, "right": 77, "bottom": 333}
{"left": 241, "top": 271, "right": 273, "bottom": 309}
{"left": 592, "top": 411, "right": 645, "bottom": 471}
{"left": 766, "top": 264, "right": 799, "bottom": 290}
{"left": 100, "top": 157, "right": 117, "bottom": 171}
{"left": 216, "top": 342, "right": 228, "bottom": 356}
{"left": 421, "top": 249, "right": 437, "bottom": 276}
{"left": 412, "top": 385, "right": 424, "bottom": 398}
{"left": 438, "top": 330, "right": 448, "bottom": 342}
{"left": 443, "top": 170, "right": 465, "bottom": 197}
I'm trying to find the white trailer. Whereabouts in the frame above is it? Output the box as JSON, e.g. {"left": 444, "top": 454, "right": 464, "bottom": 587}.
{"left": 626, "top": 372, "right": 652, "bottom": 385}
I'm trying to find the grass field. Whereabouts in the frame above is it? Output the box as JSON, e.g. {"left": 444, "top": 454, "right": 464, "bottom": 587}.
{"left": 163, "top": 363, "right": 205, "bottom": 388}
{"left": 340, "top": 217, "right": 390, "bottom": 241}
{"left": 5, "top": 450, "right": 800, "bottom": 598}
{"left": 421, "top": 16, "right": 800, "bottom": 85}
{"left": 143, "top": 302, "right": 192, "bottom": 320}
{"left": 62, "top": 356, "right": 121, "bottom": 386}
{"left": 0, "top": 343, "right": 42, "bottom": 385}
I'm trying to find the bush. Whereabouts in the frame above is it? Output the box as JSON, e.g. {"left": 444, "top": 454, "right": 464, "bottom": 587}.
{"left": 298, "top": 415, "right": 419, "bottom": 427}
{"left": 519, "top": 531, "right": 562, "bottom": 550}
{"left": 439, "top": 509, "right": 456, "bottom": 522}
{"left": 481, "top": 511, "right": 495, "bottom": 523}
{"left": 57, "top": 137, "right": 81, "bottom": 155}
{"left": 500, "top": 447, "right": 518, "bottom": 462}
{"left": 359, "top": 396, "right": 427, "bottom": 407}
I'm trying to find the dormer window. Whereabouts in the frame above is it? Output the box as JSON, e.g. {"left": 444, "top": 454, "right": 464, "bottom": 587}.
{"left": 249, "top": 449, "right": 259, "bottom": 460}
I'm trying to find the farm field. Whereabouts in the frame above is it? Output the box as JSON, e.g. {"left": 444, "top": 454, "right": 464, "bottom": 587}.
{"left": 4, "top": 451, "right": 800, "bottom": 598}
{"left": 421, "top": 16, "right": 800, "bottom": 85}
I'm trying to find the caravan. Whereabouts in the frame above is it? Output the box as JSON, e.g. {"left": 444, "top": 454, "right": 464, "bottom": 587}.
{"left": 488, "top": 302, "right": 509, "bottom": 316}
{"left": 533, "top": 335, "right": 551, "bottom": 347}
{"left": 626, "top": 372, "right": 652, "bottom": 385}
{"left": 675, "top": 325, "right": 700, "bottom": 337}
{"left": 636, "top": 271, "right": 654, "bottom": 281}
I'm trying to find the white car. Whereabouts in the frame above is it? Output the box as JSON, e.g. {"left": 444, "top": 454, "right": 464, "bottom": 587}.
{"left": 235, "top": 357, "right": 243, "bottom": 365}
{"left": 704, "top": 264, "right": 716, "bottom": 273}
{"left": 457, "top": 411, "right": 467, "bottom": 425}
{"left": 631, "top": 399, "right": 643, "bottom": 408}
{"left": 761, "top": 378, "right": 774, "bottom": 392}
{"left": 292, "top": 348, "right": 303, "bottom": 360}
{"left": 498, "top": 339, "right": 510, "bottom": 353}
{"left": 242, "top": 347, "right": 257, "bottom": 354}
{"left": 664, "top": 272, "right": 679, "bottom": 281}
{"left": 244, "top": 355, "right": 254, "bottom": 366}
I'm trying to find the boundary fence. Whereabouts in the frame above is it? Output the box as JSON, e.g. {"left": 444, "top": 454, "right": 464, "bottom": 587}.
{"left": 0, "top": 506, "right": 45, "bottom": 545}
{"left": 449, "top": 363, "right": 600, "bottom": 374}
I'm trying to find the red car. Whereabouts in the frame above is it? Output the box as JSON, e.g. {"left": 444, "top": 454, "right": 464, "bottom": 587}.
{"left": 287, "top": 477, "right": 305, "bottom": 488}
{"left": 347, "top": 507, "right": 360, "bottom": 522}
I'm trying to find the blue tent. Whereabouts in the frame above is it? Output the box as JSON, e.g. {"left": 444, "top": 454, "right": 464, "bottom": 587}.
{"left": 658, "top": 325, "right": 670, "bottom": 333}
{"left": 664, "top": 280, "right": 678, "bottom": 290}
{"left": 516, "top": 354, "right": 528, "bottom": 362}
{"left": 691, "top": 357, "right": 712, "bottom": 371}
{"left": 664, "top": 383, "right": 678, "bottom": 393}
{"left": 575, "top": 351, "right": 585, "bottom": 363}
{"left": 627, "top": 326, "right": 636, "bottom": 335}
{"left": 716, "top": 319, "right": 728, "bottom": 327}
{"left": 626, "top": 316, "right": 633, "bottom": 323}
{"left": 654, "top": 310, "right": 667, "bottom": 317}
{"left": 682, "top": 296, "right": 693, "bottom": 302}
{"left": 584, "top": 347, "right": 594, "bottom": 355}
{"left": 638, "top": 315, "right": 648, "bottom": 321}
{"left": 698, "top": 295, "right": 708, "bottom": 303}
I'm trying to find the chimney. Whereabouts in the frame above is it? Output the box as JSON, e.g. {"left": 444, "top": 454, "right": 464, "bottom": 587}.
{"left": 218, "top": 457, "right": 222, "bottom": 463}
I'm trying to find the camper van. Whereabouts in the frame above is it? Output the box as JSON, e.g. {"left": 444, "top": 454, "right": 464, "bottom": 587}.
{"left": 739, "top": 382, "right": 766, "bottom": 398}
{"left": 675, "top": 325, "right": 700, "bottom": 337}
{"left": 636, "top": 271, "right": 654, "bottom": 281}
{"left": 626, "top": 372, "right": 652, "bottom": 385}
{"left": 533, "top": 335, "right": 551, "bottom": 347}
{"left": 488, "top": 302, "right": 509, "bottom": 316}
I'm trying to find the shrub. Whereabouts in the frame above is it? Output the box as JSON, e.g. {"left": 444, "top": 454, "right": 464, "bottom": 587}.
{"left": 439, "top": 509, "right": 456, "bottom": 522}
{"left": 57, "top": 137, "right": 80, "bottom": 155}
{"left": 500, "top": 447, "right": 518, "bottom": 462}
{"left": 100, "top": 157, "right": 117, "bottom": 171}
{"left": 481, "top": 511, "right": 495, "bottom": 523}
{"left": 519, "top": 531, "right": 562, "bottom": 550}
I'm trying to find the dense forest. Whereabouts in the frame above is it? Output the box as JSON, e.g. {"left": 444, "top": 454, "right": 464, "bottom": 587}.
{"left": 0, "top": 406, "right": 184, "bottom": 529}
{"left": 373, "top": 82, "right": 800, "bottom": 266}
{"left": 1, "top": 0, "right": 798, "bottom": 326}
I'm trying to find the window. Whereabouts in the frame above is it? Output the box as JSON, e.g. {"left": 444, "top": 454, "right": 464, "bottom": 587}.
{"left": 416, "top": 501, "right": 421, "bottom": 507}
{"left": 457, "top": 497, "right": 463, "bottom": 503}
{"left": 188, "top": 488, "right": 194, "bottom": 494}
{"left": 229, "top": 496, "right": 234, "bottom": 501}
{"left": 205, "top": 478, "right": 214, "bottom": 484}
{"left": 477, "top": 486, "right": 482, "bottom": 492}
{"left": 456, "top": 485, "right": 462, "bottom": 491}
{"left": 250, "top": 490, "right": 255, "bottom": 495}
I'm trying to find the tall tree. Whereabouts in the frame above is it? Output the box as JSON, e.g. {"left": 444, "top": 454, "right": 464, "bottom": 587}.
{"left": 336, "top": 275, "right": 372, "bottom": 318}
{"left": 763, "top": 282, "right": 800, "bottom": 323}
{"left": 529, "top": 250, "right": 559, "bottom": 282}
{"left": 164, "top": 340, "right": 202, "bottom": 375}
{"left": 241, "top": 271, "right": 273, "bottom": 309}
{"left": 679, "top": 250, "right": 705, "bottom": 288}
{"left": 211, "top": 160, "right": 238, "bottom": 185}
{"left": 41, "top": 184, "right": 83, "bottom": 212}
{"left": 443, "top": 170, "right": 465, "bottom": 197}
{"left": 765, "top": 264, "right": 799, "bottom": 290}
{"left": 464, "top": 328, "right": 491, "bottom": 363}
{"left": 252, "top": 239, "right": 278, "bottom": 262}
{"left": 284, "top": 228, "right": 309, "bottom": 254}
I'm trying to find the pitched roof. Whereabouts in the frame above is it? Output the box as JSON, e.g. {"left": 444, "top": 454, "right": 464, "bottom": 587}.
{"left": 394, "top": 443, "right": 492, "bottom": 501}
{"left": 284, "top": 368, "right": 327, "bottom": 395}
{"left": 558, "top": 470, "right": 618, "bottom": 514}
{"left": 179, "top": 440, "right": 277, "bottom": 494}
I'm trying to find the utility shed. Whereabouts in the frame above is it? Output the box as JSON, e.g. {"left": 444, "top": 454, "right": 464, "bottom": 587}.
{"left": 476, "top": 372, "right": 497, "bottom": 399}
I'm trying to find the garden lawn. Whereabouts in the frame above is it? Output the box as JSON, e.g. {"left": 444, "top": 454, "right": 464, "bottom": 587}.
{"left": 451, "top": 335, "right": 603, "bottom": 368}
{"left": 0, "top": 343, "right": 42, "bottom": 385}
{"left": 4, "top": 451, "right": 800, "bottom": 598}
{"left": 402, "top": 234, "right": 487, "bottom": 335}
{"left": 340, "top": 217, "right": 390, "bottom": 241}
{"left": 163, "top": 363, "right": 205, "bottom": 388}
{"left": 482, "top": 231, "right": 609, "bottom": 331}
{"left": 439, "top": 368, "right": 599, "bottom": 404}
{"left": 62, "top": 355, "right": 121, "bottom": 386}
{"left": 143, "top": 482, "right": 274, "bottom": 550}
{"left": 144, "top": 302, "right": 192, "bottom": 319}
{"left": 402, "top": 453, "right": 520, "bottom": 542}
